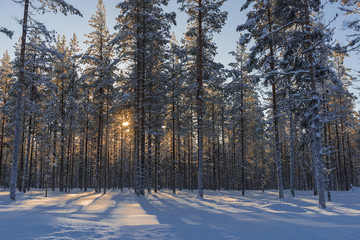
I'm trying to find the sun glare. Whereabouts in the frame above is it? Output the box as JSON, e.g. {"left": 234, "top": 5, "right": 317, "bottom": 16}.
{"left": 122, "top": 121, "right": 129, "bottom": 127}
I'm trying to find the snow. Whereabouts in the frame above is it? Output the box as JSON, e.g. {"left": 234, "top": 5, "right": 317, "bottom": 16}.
{"left": 0, "top": 189, "right": 360, "bottom": 239}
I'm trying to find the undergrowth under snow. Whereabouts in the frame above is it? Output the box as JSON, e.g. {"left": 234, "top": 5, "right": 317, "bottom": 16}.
{"left": 0, "top": 188, "right": 359, "bottom": 239}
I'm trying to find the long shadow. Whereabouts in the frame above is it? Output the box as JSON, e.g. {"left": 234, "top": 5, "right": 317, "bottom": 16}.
{"left": 139, "top": 192, "right": 263, "bottom": 240}
{"left": 2, "top": 189, "right": 360, "bottom": 240}
{"left": 147, "top": 191, "right": 360, "bottom": 236}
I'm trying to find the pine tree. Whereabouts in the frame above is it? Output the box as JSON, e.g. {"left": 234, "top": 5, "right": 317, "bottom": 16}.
{"left": 0, "top": 51, "right": 12, "bottom": 187}
{"left": 84, "top": 0, "right": 114, "bottom": 193}
{"left": 238, "top": 0, "right": 285, "bottom": 199}
{"left": 9, "top": 0, "right": 81, "bottom": 201}
{"left": 9, "top": 0, "right": 31, "bottom": 201}
{"left": 227, "top": 38, "right": 259, "bottom": 195}
{"left": 178, "top": 0, "right": 227, "bottom": 198}
{"left": 115, "top": 0, "right": 175, "bottom": 195}
{"left": 21, "top": 26, "right": 53, "bottom": 193}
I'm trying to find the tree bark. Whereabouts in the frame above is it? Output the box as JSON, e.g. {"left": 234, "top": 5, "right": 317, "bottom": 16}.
{"left": 267, "top": 5, "right": 284, "bottom": 199}
{"left": 197, "top": 0, "right": 204, "bottom": 198}
{"left": 305, "top": 0, "right": 326, "bottom": 208}
{"left": 0, "top": 112, "right": 6, "bottom": 186}
{"left": 10, "top": 0, "right": 29, "bottom": 201}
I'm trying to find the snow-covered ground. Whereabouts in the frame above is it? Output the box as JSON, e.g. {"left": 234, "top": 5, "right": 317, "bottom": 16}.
{"left": 0, "top": 188, "right": 359, "bottom": 240}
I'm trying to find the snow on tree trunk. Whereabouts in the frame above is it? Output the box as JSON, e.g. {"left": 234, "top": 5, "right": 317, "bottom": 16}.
{"left": 197, "top": 0, "right": 204, "bottom": 199}
{"left": 305, "top": 0, "right": 326, "bottom": 208}
{"left": 267, "top": 6, "right": 284, "bottom": 199}
{"left": 10, "top": 0, "right": 29, "bottom": 201}
{"left": 289, "top": 84, "right": 296, "bottom": 197}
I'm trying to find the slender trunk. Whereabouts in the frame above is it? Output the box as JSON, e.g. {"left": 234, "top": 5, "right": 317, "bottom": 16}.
{"left": 154, "top": 136, "right": 159, "bottom": 193}
{"left": 289, "top": 82, "right": 296, "bottom": 197}
{"left": 197, "top": 0, "right": 204, "bottom": 198}
{"left": 305, "top": 0, "right": 325, "bottom": 208}
{"left": 65, "top": 133, "right": 70, "bottom": 193}
{"left": 84, "top": 116, "right": 89, "bottom": 192}
{"left": 231, "top": 126, "right": 236, "bottom": 190}
{"left": 134, "top": 0, "right": 142, "bottom": 196}
{"left": 52, "top": 124, "right": 57, "bottom": 191}
{"left": 0, "top": 109, "right": 6, "bottom": 186}
{"left": 120, "top": 128, "right": 123, "bottom": 191}
{"left": 186, "top": 129, "right": 191, "bottom": 191}
{"left": 79, "top": 130, "right": 84, "bottom": 190}
{"left": 104, "top": 100, "right": 109, "bottom": 194}
{"left": 147, "top": 130, "right": 152, "bottom": 194}
{"left": 28, "top": 133, "right": 35, "bottom": 190}
{"left": 267, "top": 6, "right": 284, "bottom": 199}
{"left": 184, "top": 136, "right": 188, "bottom": 189}
{"left": 40, "top": 143, "right": 44, "bottom": 189}
{"left": 312, "top": 147, "right": 318, "bottom": 195}
{"left": 10, "top": 0, "right": 29, "bottom": 200}
{"left": 96, "top": 88, "right": 103, "bottom": 193}
{"left": 22, "top": 115, "right": 32, "bottom": 192}
{"left": 140, "top": 31, "right": 146, "bottom": 196}
{"left": 323, "top": 113, "right": 331, "bottom": 201}
{"left": 18, "top": 113, "right": 26, "bottom": 192}
{"left": 221, "top": 105, "right": 226, "bottom": 190}
{"left": 45, "top": 129, "right": 51, "bottom": 197}
{"left": 71, "top": 127, "right": 75, "bottom": 189}
{"left": 340, "top": 121, "right": 349, "bottom": 191}
{"left": 177, "top": 107, "right": 181, "bottom": 191}
{"left": 172, "top": 96, "right": 176, "bottom": 194}
{"left": 189, "top": 104, "right": 194, "bottom": 191}
{"left": 335, "top": 121, "right": 343, "bottom": 190}
{"left": 347, "top": 133, "right": 354, "bottom": 187}
{"left": 60, "top": 82, "right": 66, "bottom": 192}
{"left": 216, "top": 134, "right": 221, "bottom": 190}
{"left": 240, "top": 91, "right": 245, "bottom": 196}
{"left": 240, "top": 58, "right": 245, "bottom": 196}
{"left": 66, "top": 128, "right": 72, "bottom": 192}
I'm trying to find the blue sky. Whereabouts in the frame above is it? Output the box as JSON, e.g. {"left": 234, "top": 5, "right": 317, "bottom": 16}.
{"left": 0, "top": 0, "right": 359, "bottom": 106}
{"left": 0, "top": 0, "right": 244, "bottom": 67}
{"left": 0, "top": 0, "right": 356, "bottom": 66}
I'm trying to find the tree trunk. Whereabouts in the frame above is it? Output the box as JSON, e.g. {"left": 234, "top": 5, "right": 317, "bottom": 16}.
{"left": 18, "top": 113, "right": 26, "bottom": 192}
{"left": 28, "top": 132, "right": 35, "bottom": 190}
{"left": 60, "top": 82, "right": 66, "bottom": 192}
{"left": 347, "top": 133, "right": 354, "bottom": 187}
{"left": 96, "top": 87, "right": 103, "bottom": 193}
{"left": 154, "top": 135, "right": 159, "bottom": 193}
{"left": 197, "top": 0, "right": 204, "bottom": 199}
{"left": 84, "top": 108, "right": 89, "bottom": 192}
{"left": 340, "top": 121, "right": 349, "bottom": 191}
{"left": 240, "top": 58, "right": 246, "bottom": 196}
{"left": 172, "top": 96, "right": 176, "bottom": 194}
{"left": 221, "top": 105, "right": 226, "bottom": 190}
{"left": 147, "top": 129, "right": 152, "bottom": 194}
{"left": 0, "top": 113, "right": 6, "bottom": 186}
{"left": 267, "top": 5, "right": 284, "bottom": 199}
{"left": 305, "top": 0, "right": 326, "bottom": 208}
{"left": 10, "top": 0, "right": 29, "bottom": 200}
{"left": 289, "top": 82, "right": 296, "bottom": 197}
{"left": 52, "top": 124, "right": 57, "bottom": 191}
{"left": 22, "top": 115, "right": 32, "bottom": 193}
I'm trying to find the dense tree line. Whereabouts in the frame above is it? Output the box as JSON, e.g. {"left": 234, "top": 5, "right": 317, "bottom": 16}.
{"left": 0, "top": 0, "right": 359, "bottom": 209}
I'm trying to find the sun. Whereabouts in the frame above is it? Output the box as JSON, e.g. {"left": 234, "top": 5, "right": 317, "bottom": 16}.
{"left": 122, "top": 121, "right": 129, "bottom": 127}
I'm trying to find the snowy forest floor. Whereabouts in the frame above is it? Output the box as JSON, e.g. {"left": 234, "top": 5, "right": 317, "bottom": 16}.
{"left": 0, "top": 189, "right": 359, "bottom": 240}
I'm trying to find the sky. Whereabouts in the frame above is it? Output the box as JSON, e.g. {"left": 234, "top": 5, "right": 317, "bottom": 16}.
{"left": 0, "top": 0, "right": 244, "bottom": 66}
{"left": 0, "top": 0, "right": 359, "bottom": 106}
